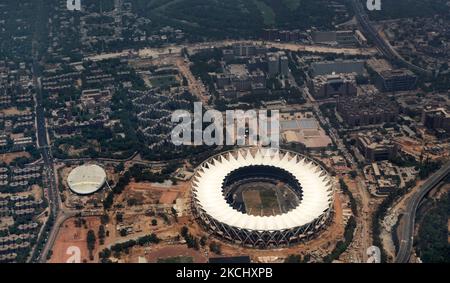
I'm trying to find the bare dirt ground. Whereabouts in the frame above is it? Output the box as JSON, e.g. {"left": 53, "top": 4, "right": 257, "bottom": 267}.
{"left": 102, "top": 179, "right": 344, "bottom": 263}
{"left": 30, "top": 184, "right": 43, "bottom": 201}
{"left": 0, "top": 151, "right": 31, "bottom": 164}
{"left": 118, "top": 181, "right": 189, "bottom": 205}
{"left": 381, "top": 226, "right": 396, "bottom": 260}
{"left": 0, "top": 107, "right": 31, "bottom": 116}
{"left": 159, "top": 191, "right": 179, "bottom": 205}
{"left": 447, "top": 219, "right": 450, "bottom": 244}
{"left": 127, "top": 181, "right": 188, "bottom": 193}
{"left": 140, "top": 244, "right": 207, "bottom": 263}
{"left": 183, "top": 193, "right": 345, "bottom": 262}
{"left": 176, "top": 57, "right": 209, "bottom": 105}
{"left": 396, "top": 137, "right": 448, "bottom": 160}
{"left": 242, "top": 190, "right": 263, "bottom": 215}
{"left": 339, "top": 176, "right": 372, "bottom": 263}
{"left": 268, "top": 42, "right": 378, "bottom": 56}
{"left": 49, "top": 217, "right": 101, "bottom": 263}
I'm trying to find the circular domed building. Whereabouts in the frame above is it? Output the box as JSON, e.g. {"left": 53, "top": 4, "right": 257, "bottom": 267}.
{"left": 191, "top": 148, "right": 334, "bottom": 248}
{"left": 67, "top": 164, "right": 107, "bottom": 195}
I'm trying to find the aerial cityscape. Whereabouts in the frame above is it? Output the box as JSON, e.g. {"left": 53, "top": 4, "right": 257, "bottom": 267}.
{"left": 0, "top": 0, "right": 449, "bottom": 265}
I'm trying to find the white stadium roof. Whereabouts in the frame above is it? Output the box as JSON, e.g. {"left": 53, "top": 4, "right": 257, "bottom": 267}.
{"left": 67, "top": 164, "right": 107, "bottom": 195}
{"left": 192, "top": 148, "right": 334, "bottom": 232}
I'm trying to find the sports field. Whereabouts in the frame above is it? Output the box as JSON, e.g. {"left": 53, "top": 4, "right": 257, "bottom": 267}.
{"left": 49, "top": 217, "right": 101, "bottom": 263}
{"left": 242, "top": 186, "right": 281, "bottom": 217}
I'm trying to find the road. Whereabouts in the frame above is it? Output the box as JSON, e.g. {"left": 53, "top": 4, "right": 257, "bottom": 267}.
{"left": 30, "top": 31, "right": 63, "bottom": 261}
{"left": 356, "top": 177, "right": 371, "bottom": 262}
{"left": 86, "top": 40, "right": 378, "bottom": 62}
{"left": 304, "top": 85, "right": 371, "bottom": 261}
{"left": 175, "top": 57, "right": 210, "bottom": 106}
{"left": 351, "top": 0, "right": 430, "bottom": 76}
{"left": 40, "top": 208, "right": 106, "bottom": 262}
{"left": 395, "top": 162, "right": 450, "bottom": 263}
{"left": 25, "top": 12, "right": 420, "bottom": 262}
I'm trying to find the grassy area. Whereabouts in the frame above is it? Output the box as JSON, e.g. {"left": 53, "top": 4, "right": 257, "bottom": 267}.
{"left": 366, "top": 0, "right": 450, "bottom": 20}
{"left": 259, "top": 188, "right": 280, "bottom": 212}
{"left": 149, "top": 75, "right": 179, "bottom": 88}
{"left": 129, "top": 0, "right": 338, "bottom": 38}
{"left": 282, "top": 0, "right": 301, "bottom": 10}
{"left": 157, "top": 256, "right": 194, "bottom": 263}
{"left": 253, "top": 0, "right": 276, "bottom": 25}
{"left": 416, "top": 192, "right": 450, "bottom": 263}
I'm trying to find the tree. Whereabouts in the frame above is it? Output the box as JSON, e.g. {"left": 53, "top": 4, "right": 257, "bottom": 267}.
{"left": 98, "top": 225, "right": 106, "bottom": 245}
{"left": 116, "top": 162, "right": 125, "bottom": 173}
{"left": 209, "top": 242, "right": 222, "bottom": 255}
{"left": 171, "top": 207, "right": 178, "bottom": 222}
{"left": 181, "top": 226, "right": 189, "bottom": 238}
{"left": 284, "top": 254, "right": 302, "bottom": 263}
{"left": 87, "top": 230, "right": 96, "bottom": 260}
{"left": 200, "top": 236, "right": 207, "bottom": 247}
{"left": 127, "top": 198, "right": 138, "bottom": 206}
{"left": 116, "top": 213, "right": 123, "bottom": 223}
{"left": 120, "top": 229, "right": 128, "bottom": 237}
{"left": 100, "top": 214, "right": 110, "bottom": 225}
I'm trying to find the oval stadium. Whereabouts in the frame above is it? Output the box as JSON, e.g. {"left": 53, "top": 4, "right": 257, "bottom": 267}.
{"left": 67, "top": 164, "right": 107, "bottom": 195}
{"left": 191, "top": 148, "right": 334, "bottom": 248}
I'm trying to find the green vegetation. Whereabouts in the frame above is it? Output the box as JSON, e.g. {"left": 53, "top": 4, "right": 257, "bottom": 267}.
{"left": 103, "top": 162, "right": 180, "bottom": 210}
{"left": 391, "top": 214, "right": 402, "bottom": 254}
{"left": 323, "top": 217, "right": 357, "bottom": 263}
{"left": 284, "top": 254, "right": 310, "bottom": 263}
{"left": 259, "top": 189, "right": 279, "bottom": 210}
{"left": 391, "top": 156, "right": 442, "bottom": 180}
{"left": 253, "top": 0, "right": 276, "bottom": 25}
{"left": 372, "top": 181, "right": 416, "bottom": 262}
{"left": 47, "top": 60, "right": 146, "bottom": 160}
{"left": 209, "top": 242, "right": 222, "bottom": 255}
{"left": 130, "top": 0, "right": 342, "bottom": 39}
{"left": 158, "top": 256, "right": 194, "bottom": 263}
{"left": 416, "top": 192, "right": 450, "bottom": 263}
{"left": 340, "top": 179, "right": 358, "bottom": 217}
{"left": 87, "top": 229, "right": 96, "bottom": 260}
{"left": 98, "top": 225, "right": 106, "bottom": 245}
{"left": 149, "top": 75, "right": 180, "bottom": 88}
{"left": 366, "top": 0, "right": 450, "bottom": 20}
{"left": 83, "top": 0, "right": 115, "bottom": 13}
{"left": 180, "top": 226, "right": 199, "bottom": 250}
{"left": 0, "top": 0, "right": 49, "bottom": 61}
{"left": 418, "top": 161, "right": 442, "bottom": 180}
{"left": 323, "top": 179, "right": 358, "bottom": 263}
{"left": 282, "top": 0, "right": 301, "bottom": 10}
{"left": 102, "top": 233, "right": 160, "bottom": 258}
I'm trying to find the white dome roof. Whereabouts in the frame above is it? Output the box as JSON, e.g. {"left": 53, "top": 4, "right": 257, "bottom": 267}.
{"left": 67, "top": 164, "right": 106, "bottom": 195}
{"left": 192, "top": 148, "right": 334, "bottom": 231}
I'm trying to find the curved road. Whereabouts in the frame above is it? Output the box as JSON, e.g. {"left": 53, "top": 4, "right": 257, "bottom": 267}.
{"left": 395, "top": 162, "right": 450, "bottom": 263}
{"left": 351, "top": 0, "right": 430, "bottom": 76}
{"left": 32, "top": 58, "right": 62, "bottom": 262}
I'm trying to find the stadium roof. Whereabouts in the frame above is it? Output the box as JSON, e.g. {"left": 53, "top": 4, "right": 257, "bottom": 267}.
{"left": 192, "top": 148, "right": 334, "bottom": 232}
{"left": 67, "top": 164, "right": 106, "bottom": 195}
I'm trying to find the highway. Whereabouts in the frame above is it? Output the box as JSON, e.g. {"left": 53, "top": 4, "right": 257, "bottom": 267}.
{"left": 86, "top": 39, "right": 377, "bottom": 62}
{"left": 351, "top": 0, "right": 430, "bottom": 76}
{"left": 395, "top": 162, "right": 450, "bottom": 263}
{"left": 303, "top": 84, "right": 372, "bottom": 262}
{"left": 31, "top": 48, "right": 62, "bottom": 262}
